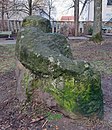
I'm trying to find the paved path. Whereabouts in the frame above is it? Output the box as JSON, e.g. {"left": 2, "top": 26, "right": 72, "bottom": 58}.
{"left": 0, "top": 37, "right": 89, "bottom": 44}
{"left": 68, "top": 36, "right": 89, "bottom": 40}
{"left": 0, "top": 34, "right": 111, "bottom": 44}
{"left": 0, "top": 38, "right": 16, "bottom": 45}
{"left": 68, "top": 34, "right": 112, "bottom": 40}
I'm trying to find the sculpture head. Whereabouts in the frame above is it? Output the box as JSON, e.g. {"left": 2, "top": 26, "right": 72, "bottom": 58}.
{"left": 22, "top": 15, "right": 52, "bottom": 33}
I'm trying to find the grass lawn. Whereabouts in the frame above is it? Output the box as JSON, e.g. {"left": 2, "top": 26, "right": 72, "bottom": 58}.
{"left": 0, "top": 44, "right": 16, "bottom": 73}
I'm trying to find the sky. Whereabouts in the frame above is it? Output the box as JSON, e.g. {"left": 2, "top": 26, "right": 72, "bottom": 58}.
{"left": 53, "top": 0, "right": 74, "bottom": 20}
{"left": 53, "top": 0, "right": 83, "bottom": 20}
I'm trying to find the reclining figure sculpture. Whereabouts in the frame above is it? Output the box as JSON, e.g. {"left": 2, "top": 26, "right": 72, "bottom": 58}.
{"left": 16, "top": 15, "right": 103, "bottom": 118}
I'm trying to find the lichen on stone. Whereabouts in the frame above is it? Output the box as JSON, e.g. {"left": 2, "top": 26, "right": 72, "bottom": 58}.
{"left": 21, "top": 35, "right": 24, "bottom": 39}
{"left": 48, "top": 56, "right": 54, "bottom": 63}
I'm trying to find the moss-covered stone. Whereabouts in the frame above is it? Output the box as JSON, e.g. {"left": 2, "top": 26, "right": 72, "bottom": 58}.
{"left": 46, "top": 70, "right": 103, "bottom": 118}
{"left": 22, "top": 15, "right": 52, "bottom": 33}
{"left": 16, "top": 15, "right": 103, "bottom": 118}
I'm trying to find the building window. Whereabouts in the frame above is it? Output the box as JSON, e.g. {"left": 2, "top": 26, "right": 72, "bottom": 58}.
{"left": 107, "top": 0, "right": 112, "bottom": 5}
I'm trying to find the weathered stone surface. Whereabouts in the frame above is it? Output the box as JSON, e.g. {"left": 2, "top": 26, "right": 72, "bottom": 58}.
{"left": 16, "top": 15, "right": 103, "bottom": 118}
{"left": 15, "top": 59, "right": 33, "bottom": 103}
{"left": 22, "top": 15, "right": 52, "bottom": 33}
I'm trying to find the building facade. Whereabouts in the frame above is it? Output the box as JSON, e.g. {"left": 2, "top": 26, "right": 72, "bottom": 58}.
{"left": 80, "top": 0, "right": 112, "bottom": 21}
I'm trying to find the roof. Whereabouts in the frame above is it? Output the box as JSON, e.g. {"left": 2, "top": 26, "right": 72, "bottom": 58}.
{"left": 60, "top": 16, "right": 74, "bottom": 21}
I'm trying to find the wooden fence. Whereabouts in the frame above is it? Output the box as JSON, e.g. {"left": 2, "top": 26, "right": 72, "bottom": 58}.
{"left": 0, "top": 20, "right": 22, "bottom": 33}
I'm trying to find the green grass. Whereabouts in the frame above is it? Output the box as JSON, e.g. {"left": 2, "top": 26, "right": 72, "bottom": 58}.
{"left": 0, "top": 44, "right": 16, "bottom": 73}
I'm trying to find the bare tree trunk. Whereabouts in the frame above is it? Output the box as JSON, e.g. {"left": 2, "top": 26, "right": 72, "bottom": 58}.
{"left": 74, "top": 0, "right": 79, "bottom": 36}
{"left": 92, "top": 0, "right": 102, "bottom": 41}
{"left": 48, "top": 5, "right": 51, "bottom": 20}
{"left": 1, "top": 0, "right": 5, "bottom": 31}
{"left": 48, "top": 0, "right": 53, "bottom": 21}
{"left": 28, "top": 0, "right": 32, "bottom": 15}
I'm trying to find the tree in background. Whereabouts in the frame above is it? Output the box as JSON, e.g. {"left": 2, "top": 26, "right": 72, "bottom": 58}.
{"left": 74, "top": 0, "right": 79, "bottom": 36}
{"left": 45, "top": 0, "right": 56, "bottom": 20}
{"left": 92, "top": 0, "right": 102, "bottom": 42}
{"left": 13, "top": 0, "right": 56, "bottom": 20}
{"left": 80, "top": 0, "right": 102, "bottom": 42}
{"left": 0, "top": 0, "right": 46, "bottom": 30}
{"left": 0, "top": 0, "right": 14, "bottom": 30}
{"left": 0, "top": 0, "right": 7, "bottom": 29}
{"left": 67, "top": 0, "right": 80, "bottom": 36}
{"left": 28, "top": 0, "right": 32, "bottom": 15}
{"left": 14, "top": 0, "right": 45, "bottom": 16}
